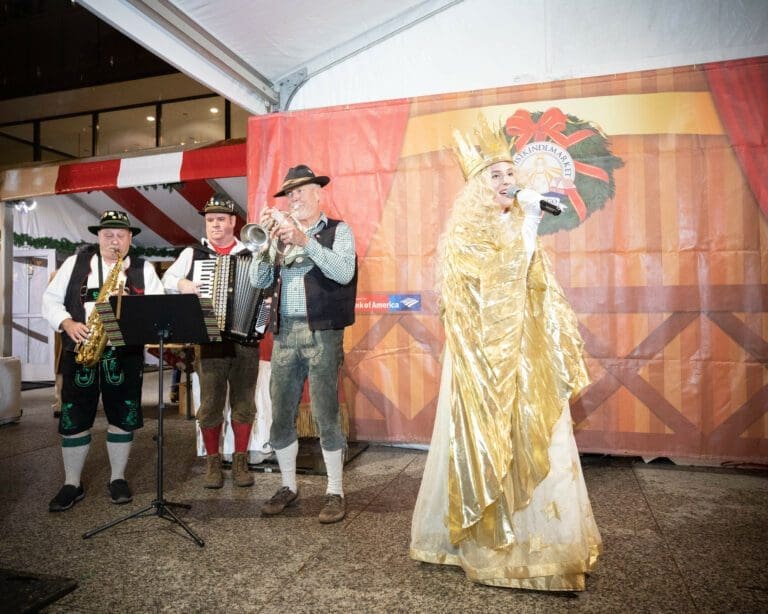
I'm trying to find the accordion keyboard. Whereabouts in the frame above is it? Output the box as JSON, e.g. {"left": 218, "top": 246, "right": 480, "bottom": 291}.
{"left": 193, "top": 257, "right": 230, "bottom": 330}
{"left": 192, "top": 259, "right": 216, "bottom": 298}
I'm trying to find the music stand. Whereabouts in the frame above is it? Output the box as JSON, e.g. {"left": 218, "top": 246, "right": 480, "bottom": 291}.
{"left": 82, "top": 294, "right": 219, "bottom": 547}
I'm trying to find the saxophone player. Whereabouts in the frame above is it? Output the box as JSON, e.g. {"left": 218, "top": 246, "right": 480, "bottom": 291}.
{"left": 42, "top": 210, "right": 165, "bottom": 512}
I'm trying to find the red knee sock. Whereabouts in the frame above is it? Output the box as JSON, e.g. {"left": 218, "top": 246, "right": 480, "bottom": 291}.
{"left": 201, "top": 425, "right": 221, "bottom": 456}
{"left": 231, "top": 421, "right": 252, "bottom": 453}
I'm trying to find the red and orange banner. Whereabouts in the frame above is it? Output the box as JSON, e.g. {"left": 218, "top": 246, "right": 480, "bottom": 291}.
{"left": 248, "top": 57, "right": 768, "bottom": 463}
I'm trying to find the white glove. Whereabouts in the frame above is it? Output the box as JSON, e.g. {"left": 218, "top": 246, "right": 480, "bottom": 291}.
{"left": 515, "top": 188, "right": 543, "bottom": 219}
{"left": 515, "top": 188, "right": 542, "bottom": 265}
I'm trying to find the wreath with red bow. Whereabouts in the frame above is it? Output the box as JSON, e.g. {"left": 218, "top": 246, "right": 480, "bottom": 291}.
{"left": 505, "top": 108, "right": 624, "bottom": 234}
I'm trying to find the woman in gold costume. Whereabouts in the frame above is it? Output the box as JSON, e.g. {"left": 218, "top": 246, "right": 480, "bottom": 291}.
{"left": 409, "top": 121, "right": 602, "bottom": 590}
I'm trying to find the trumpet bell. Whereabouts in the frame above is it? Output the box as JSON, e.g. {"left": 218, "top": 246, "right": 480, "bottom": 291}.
{"left": 240, "top": 223, "right": 269, "bottom": 252}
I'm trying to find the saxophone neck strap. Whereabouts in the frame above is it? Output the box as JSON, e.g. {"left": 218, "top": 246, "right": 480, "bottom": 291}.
{"left": 97, "top": 252, "right": 104, "bottom": 287}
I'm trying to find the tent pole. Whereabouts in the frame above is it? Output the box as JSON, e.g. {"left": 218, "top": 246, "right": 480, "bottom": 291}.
{"left": 0, "top": 202, "right": 12, "bottom": 357}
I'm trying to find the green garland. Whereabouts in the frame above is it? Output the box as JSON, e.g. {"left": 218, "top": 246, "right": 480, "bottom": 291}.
{"left": 506, "top": 111, "right": 624, "bottom": 235}
{"left": 135, "top": 182, "right": 185, "bottom": 194}
{"left": 13, "top": 233, "right": 180, "bottom": 258}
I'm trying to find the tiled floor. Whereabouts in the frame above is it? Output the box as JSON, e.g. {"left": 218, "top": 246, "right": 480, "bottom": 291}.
{"left": 1, "top": 373, "right": 767, "bottom": 613}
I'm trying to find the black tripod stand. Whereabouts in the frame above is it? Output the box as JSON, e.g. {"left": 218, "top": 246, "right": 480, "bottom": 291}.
{"left": 82, "top": 295, "right": 218, "bottom": 547}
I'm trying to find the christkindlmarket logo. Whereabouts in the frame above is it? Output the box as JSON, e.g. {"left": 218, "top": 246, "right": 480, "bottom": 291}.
{"left": 505, "top": 108, "right": 624, "bottom": 235}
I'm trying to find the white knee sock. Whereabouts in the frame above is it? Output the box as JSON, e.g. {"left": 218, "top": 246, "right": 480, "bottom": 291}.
{"left": 322, "top": 448, "right": 344, "bottom": 496}
{"left": 106, "top": 427, "right": 134, "bottom": 482}
{"left": 274, "top": 440, "right": 299, "bottom": 493}
{"left": 62, "top": 432, "right": 91, "bottom": 487}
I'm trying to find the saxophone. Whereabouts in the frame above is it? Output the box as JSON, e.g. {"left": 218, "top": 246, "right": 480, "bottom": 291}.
{"left": 75, "top": 249, "right": 125, "bottom": 367}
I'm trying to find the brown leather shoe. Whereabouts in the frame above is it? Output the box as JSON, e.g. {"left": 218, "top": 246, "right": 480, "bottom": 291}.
{"left": 231, "top": 452, "right": 254, "bottom": 487}
{"left": 203, "top": 454, "right": 224, "bottom": 489}
{"left": 261, "top": 486, "right": 298, "bottom": 515}
{"left": 318, "top": 494, "right": 346, "bottom": 524}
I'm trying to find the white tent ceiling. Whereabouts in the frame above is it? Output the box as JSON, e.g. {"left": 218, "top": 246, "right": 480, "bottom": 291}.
{"left": 75, "top": 0, "right": 768, "bottom": 116}
{"left": 77, "top": 0, "right": 461, "bottom": 113}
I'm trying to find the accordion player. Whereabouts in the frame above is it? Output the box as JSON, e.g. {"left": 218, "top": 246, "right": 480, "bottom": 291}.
{"left": 192, "top": 254, "right": 270, "bottom": 344}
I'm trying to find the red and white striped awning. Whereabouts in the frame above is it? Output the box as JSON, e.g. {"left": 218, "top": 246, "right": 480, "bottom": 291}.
{"left": 3, "top": 140, "right": 248, "bottom": 247}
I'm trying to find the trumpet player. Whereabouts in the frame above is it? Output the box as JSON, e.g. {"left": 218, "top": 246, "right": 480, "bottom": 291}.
{"left": 42, "top": 211, "right": 164, "bottom": 512}
{"left": 250, "top": 164, "right": 357, "bottom": 524}
{"left": 161, "top": 195, "right": 260, "bottom": 489}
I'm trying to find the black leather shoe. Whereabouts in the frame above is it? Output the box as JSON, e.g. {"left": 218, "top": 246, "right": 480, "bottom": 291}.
{"left": 48, "top": 484, "right": 85, "bottom": 512}
{"left": 108, "top": 479, "right": 133, "bottom": 504}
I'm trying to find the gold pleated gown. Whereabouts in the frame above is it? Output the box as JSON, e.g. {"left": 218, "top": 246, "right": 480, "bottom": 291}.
{"left": 410, "top": 204, "right": 602, "bottom": 590}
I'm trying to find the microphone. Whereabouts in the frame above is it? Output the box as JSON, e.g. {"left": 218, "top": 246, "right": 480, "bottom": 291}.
{"left": 506, "top": 186, "right": 566, "bottom": 216}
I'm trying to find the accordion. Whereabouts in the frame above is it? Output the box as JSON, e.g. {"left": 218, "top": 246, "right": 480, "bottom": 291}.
{"left": 192, "top": 254, "right": 270, "bottom": 344}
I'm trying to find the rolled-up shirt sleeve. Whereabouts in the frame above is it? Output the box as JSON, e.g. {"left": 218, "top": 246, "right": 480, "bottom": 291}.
{"left": 42, "top": 255, "right": 77, "bottom": 332}
{"left": 162, "top": 247, "right": 194, "bottom": 293}
{"left": 250, "top": 254, "right": 274, "bottom": 289}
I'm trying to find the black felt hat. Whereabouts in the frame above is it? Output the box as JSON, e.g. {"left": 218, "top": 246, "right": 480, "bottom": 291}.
{"left": 87, "top": 210, "right": 141, "bottom": 235}
{"left": 199, "top": 194, "right": 237, "bottom": 216}
{"left": 273, "top": 164, "right": 330, "bottom": 197}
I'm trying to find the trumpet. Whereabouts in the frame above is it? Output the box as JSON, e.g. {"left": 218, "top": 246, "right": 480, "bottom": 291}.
{"left": 240, "top": 209, "right": 307, "bottom": 266}
{"left": 240, "top": 223, "right": 270, "bottom": 252}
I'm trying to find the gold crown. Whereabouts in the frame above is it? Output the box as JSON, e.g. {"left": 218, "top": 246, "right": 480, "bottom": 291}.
{"left": 452, "top": 116, "right": 513, "bottom": 180}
